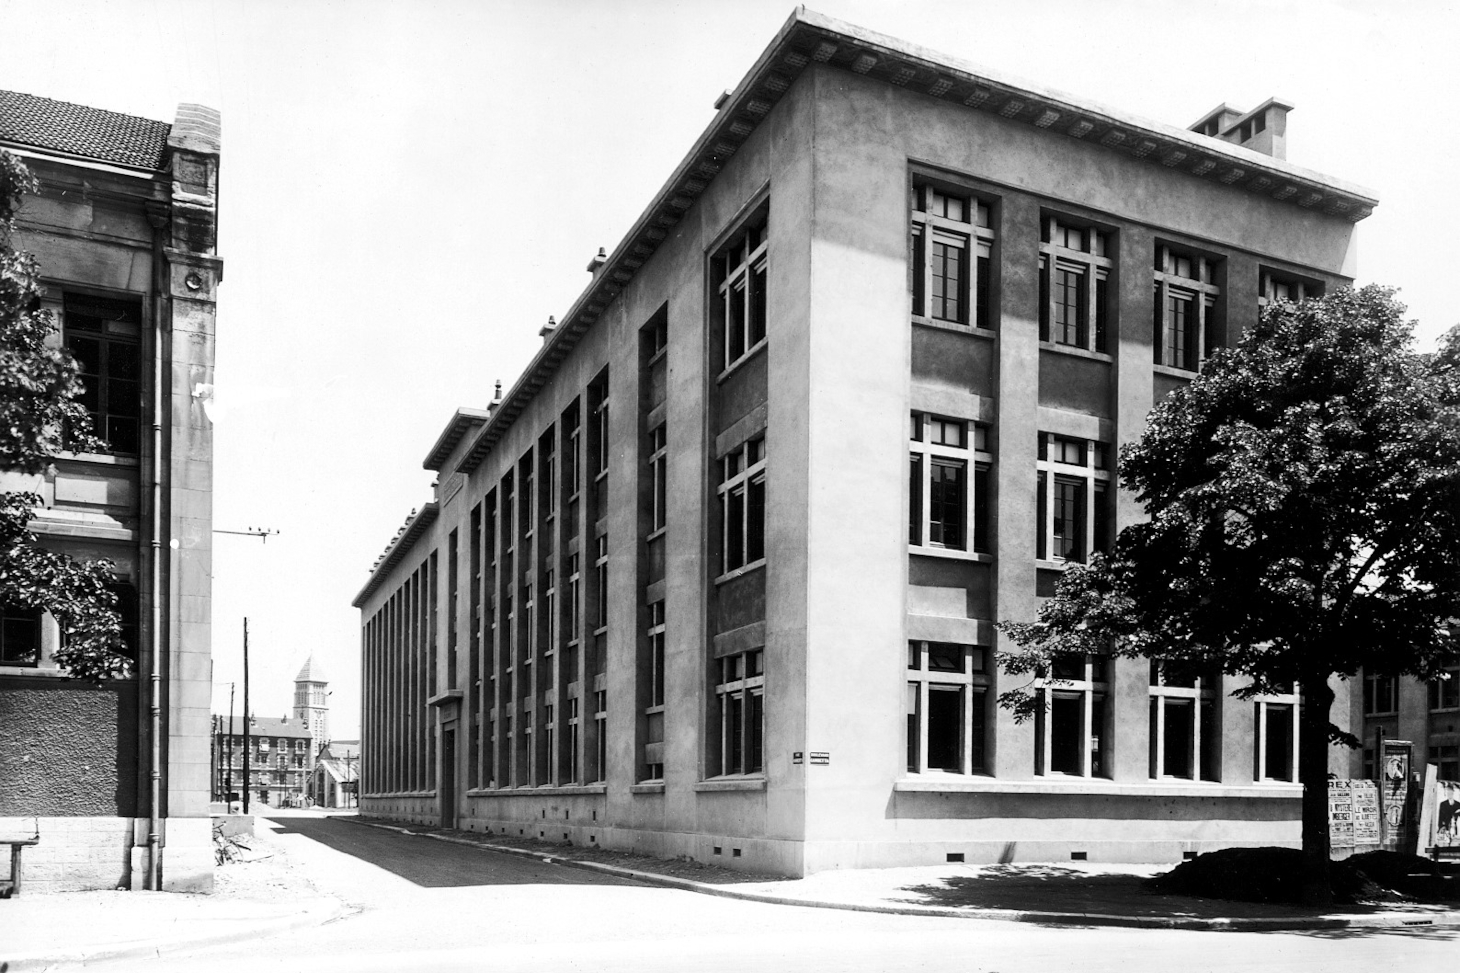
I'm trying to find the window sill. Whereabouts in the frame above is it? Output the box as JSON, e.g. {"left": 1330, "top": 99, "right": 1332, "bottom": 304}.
{"left": 714, "top": 559, "right": 766, "bottom": 586}
{"left": 55, "top": 451, "right": 141, "bottom": 467}
{"left": 1153, "top": 363, "right": 1199, "bottom": 380}
{"left": 694, "top": 777, "right": 767, "bottom": 793}
{"left": 1039, "top": 341, "right": 1113, "bottom": 363}
{"left": 717, "top": 337, "right": 768, "bottom": 384}
{"left": 1035, "top": 558, "right": 1071, "bottom": 571}
{"left": 630, "top": 782, "right": 665, "bottom": 794}
{"left": 1364, "top": 711, "right": 1399, "bottom": 719}
{"left": 909, "top": 545, "right": 992, "bottom": 563}
{"left": 465, "top": 784, "right": 607, "bottom": 797}
{"left": 911, "top": 316, "right": 997, "bottom": 340}
{"left": 893, "top": 777, "right": 1302, "bottom": 799}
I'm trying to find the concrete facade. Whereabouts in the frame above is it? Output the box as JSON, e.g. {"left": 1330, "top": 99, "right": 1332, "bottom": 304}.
{"left": 0, "top": 93, "right": 221, "bottom": 891}
{"left": 354, "top": 12, "right": 1373, "bottom": 877}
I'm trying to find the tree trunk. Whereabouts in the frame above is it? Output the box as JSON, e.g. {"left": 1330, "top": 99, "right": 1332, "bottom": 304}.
{"left": 1299, "top": 672, "right": 1336, "bottom": 905}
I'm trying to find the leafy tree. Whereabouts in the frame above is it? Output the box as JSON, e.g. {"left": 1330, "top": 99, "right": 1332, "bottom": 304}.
{"left": 0, "top": 150, "right": 129, "bottom": 680}
{"left": 998, "top": 286, "right": 1460, "bottom": 904}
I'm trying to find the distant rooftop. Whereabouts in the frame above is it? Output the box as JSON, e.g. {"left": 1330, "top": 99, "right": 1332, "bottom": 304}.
{"left": 0, "top": 90, "right": 171, "bottom": 169}
{"left": 295, "top": 655, "right": 329, "bottom": 684}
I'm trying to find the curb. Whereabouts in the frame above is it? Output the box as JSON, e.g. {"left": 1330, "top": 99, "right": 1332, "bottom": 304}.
{"left": 350, "top": 818, "right": 1460, "bottom": 933}
{"left": 1, "top": 896, "right": 354, "bottom": 972}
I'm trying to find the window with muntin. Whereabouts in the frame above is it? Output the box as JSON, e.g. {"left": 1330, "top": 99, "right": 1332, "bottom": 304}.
{"left": 911, "top": 182, "right": 994, "bottom": 330}
{"left": 909, "top": 413, "right": 992, "bottom": 554}
{"left": 1153, "top": 244, "right": 1222, "bottom": 371}
{"left": 1039, "top": 217, "right": 1112, "bottom": 353}
{"left": 906, "top": 641, "right": 990, "bottom": 775}
{"left": 1035, "top": 432, "right": 1111, "bottom": 563}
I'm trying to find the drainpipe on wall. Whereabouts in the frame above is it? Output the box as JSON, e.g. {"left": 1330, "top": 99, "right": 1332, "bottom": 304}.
{"left": 146, "top": 203, "right": 169, "bottom": 891}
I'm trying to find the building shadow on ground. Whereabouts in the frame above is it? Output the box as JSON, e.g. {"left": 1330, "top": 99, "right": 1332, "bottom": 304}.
{"left": 266, "top": 816, "right": 646, "bottom": 890}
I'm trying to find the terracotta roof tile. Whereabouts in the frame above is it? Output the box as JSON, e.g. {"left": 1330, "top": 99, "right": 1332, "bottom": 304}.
{"left": 0, "top": 90, "right": 170, "bottom": 169}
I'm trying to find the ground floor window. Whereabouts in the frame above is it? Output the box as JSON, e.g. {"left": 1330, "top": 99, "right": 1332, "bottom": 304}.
{"left": 1430, "top": 743, "right": 1459, "bottom": 781}
{"left": 1254, "top": 686, "right": 1300, "bottom": 782}
{"left": 0, "top": 603, "right": 41, "bottom": 666}
{"left": 714, "top": 649, "right": 763, "bottom": 776}
{"left": 1036, "top": 654, "right": 1108, "bottom": 777}
{"left": 906, "top": 641, "right": 989, "bottom": 775}
{"left": 1148, "top": 661, "right": 1220, "bottom": 781}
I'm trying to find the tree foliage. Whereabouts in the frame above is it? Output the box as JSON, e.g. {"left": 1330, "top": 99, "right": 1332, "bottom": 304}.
{"left": 0, "top": 150, "right": 129, "bottom": 680}
{"left": 997, "top": 285, "right": 1460, "bottom": 901}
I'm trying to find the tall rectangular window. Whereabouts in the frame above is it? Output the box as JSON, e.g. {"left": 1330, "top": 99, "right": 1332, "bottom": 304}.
{"left": 1038, "top": 217, "right": 1112, "bottom": 353}
{"left": 909, "top": 413, "right": 992, "bottom": 553}
{"left": 64, "top": 294, "right": 142, "bottom": 454}
{"left": 714, "top": 204, "right": 769, "bottom": 371}
{"left": 1035, "top": 433, "right": 1112, "bottom": 563}
{"left": 906, "top": 641, "right": 990, "bottom": 775}
{"left": 1149, "top": 661, "right": 1220, "bottom": 781}
{"left": 719, "top": 436, "right": 766, "bottom": 575}
{"left": 911, "top": 183, "right": 995, "bottom": 330}
{"left": 642, "top": 601, "right": 666, "bottom": 781}
{"left": 1254, "top": 685, "right": 1301, "bottom": 782}
{"left": 1429, "top": 667, "right": 1460, "bottom": 712}
{"left": 1363, "top": 672, "right": 1398, "bottom": 716}
{"left": 647, "top": 423, "right": 668, "bottom": 533}
{"left": 715, "top": 649, "right": 764, "bottom": 776}
{"left": 1153, "top": 244, "right": 1221, "bottom": 371}
{"left": 0, "top": 603, "right": 41, "bottom": 666}
{"left": 1035, "top": 655, "right": 1108, "bottom": 777}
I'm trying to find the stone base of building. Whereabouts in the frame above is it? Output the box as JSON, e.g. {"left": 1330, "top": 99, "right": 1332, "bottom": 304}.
{"left": 364, "top": 785, "right": 1306, "bottom": 880}
{"left": 0, "top": 815, "right": 214, "bottom": 892}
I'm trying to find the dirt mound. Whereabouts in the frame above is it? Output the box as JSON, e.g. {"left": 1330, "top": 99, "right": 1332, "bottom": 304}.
{"left": 1148, "top": 847, "right": 1380, "bottom": 904}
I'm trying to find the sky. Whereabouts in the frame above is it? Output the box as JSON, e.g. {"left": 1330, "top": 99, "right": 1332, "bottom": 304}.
{"left": 1, "top": 0, "right": 1454, "bottom": 738}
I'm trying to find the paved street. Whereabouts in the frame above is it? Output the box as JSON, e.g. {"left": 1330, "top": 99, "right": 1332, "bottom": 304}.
{"left": 62, "top": 813, "right": 1459, "bottom": 973}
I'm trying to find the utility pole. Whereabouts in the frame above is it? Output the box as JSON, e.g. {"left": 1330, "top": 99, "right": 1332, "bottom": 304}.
{"left": 243, "top": 619, "right": 251, "bottom": 815}
{"left": 227, "top": 682, "right": 235, "bottom": 810}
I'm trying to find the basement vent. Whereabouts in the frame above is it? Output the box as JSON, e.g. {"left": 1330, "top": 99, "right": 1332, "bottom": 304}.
{"left": 947, "top": 853, "right": 965, "bottom": 863}
{"left": 1070, "top": 851, "right": 1088, "bottom": 861}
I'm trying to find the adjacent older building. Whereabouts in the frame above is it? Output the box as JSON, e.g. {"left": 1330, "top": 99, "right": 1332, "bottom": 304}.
{"left": 355, "top": 11, "right": 1373, "bottom": 876}
{"left": 212, "top": 716, "right": 314, "bottom": 808}
{"left": 0, "top": 92, "right": 221, "bottom": 891}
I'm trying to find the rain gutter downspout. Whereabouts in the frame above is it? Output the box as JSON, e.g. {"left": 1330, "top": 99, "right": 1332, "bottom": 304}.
{"left": 147, "top": 196, "right": 168, "bottom": 891}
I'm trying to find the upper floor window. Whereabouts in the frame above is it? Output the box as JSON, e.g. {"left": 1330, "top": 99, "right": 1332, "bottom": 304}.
{"left": 1036, "top": 433, "right": 1111, "bottom": 563}
{"left": 64, "top": 294, "right": 142, "bottom": 454}
{"left": 909, "top": 413, "right": 992, "bottom": 554}
{"left": 714, "top": 205, "right": 768, "bottom": 371}
{"left": 719, "top": 436, "right": 765, "bottom": 575}
{"left": 1363, "top": 672, "right": 1398, "bottom": 716}
{"left": 911, "top": 182, "right": 994, "bottom": 330}
{"left": 1039, "top": 217, "right": 1112, "bottom": 354}
{"left": 1152, "top": 244, "right": 1221, "bottom": 372}
{"left": 647, "top": 423, "right": 667, "bottom": 533}
{"left": 1429, "top": 668, "right": 1459, "bottom": 712}
{"left": 1258, "top": 269, "right": 1322, "bottom": 310}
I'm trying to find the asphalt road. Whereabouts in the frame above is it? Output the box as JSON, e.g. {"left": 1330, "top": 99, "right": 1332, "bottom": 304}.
{"left": 76, "top": 813, "right": 1460, "bottom": 973}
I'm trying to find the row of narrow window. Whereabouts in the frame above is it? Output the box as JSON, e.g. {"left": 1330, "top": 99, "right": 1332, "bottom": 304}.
{"left": 909, "top": 184, "right": 1321, "bottom": 371}
{"left": 907, "top": 642, "right": 1303, "bottom": 783}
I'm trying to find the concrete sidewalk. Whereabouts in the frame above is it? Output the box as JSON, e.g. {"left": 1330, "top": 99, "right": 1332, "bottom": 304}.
{"left": 0, "top": 813, "right": 351, "bottom": 972}
{"left": 354, "top": 817, "right": 1460, "bottom": 933}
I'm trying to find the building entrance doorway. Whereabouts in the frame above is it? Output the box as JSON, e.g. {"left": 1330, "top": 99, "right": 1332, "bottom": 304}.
{"left": 441, "top": 726, "right": 457, "bottom": 829}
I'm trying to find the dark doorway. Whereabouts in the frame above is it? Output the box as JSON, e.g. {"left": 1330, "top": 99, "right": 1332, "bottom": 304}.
{"left": 441, "top": 726, "right": 457, "bottom": 829}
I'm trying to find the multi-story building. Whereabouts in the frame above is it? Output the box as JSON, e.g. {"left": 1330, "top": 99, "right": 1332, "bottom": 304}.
{"left": 1351, "top": 667, "right": 1460, "bottom": 783}
{"left": 212, "top": 716, "right": 315, "bottom": 808}
{"left": 0, "top": 92, "right": 221, "bottom": 891}
{"left": 354, "top": 11, "right": 1374, "bottom": 876}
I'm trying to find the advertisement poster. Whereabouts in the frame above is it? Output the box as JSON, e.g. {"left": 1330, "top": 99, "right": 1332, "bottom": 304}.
{"left": 1352, "top": 780, "right": 1381, "bottom": 846}
{"left": 1329, "top": 779, "right": 1354, "bottom": 848}
{"left": 1435, "top": 780, "right": 1460, "bottom": 848}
